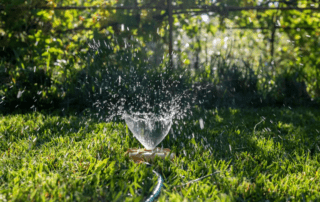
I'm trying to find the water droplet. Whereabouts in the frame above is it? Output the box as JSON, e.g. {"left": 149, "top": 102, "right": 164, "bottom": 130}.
{"left": 199, "top": 118, "right": 204, "bottom": 129}
{"left": 17, "top": 90, "right": 23, "bottom": 98}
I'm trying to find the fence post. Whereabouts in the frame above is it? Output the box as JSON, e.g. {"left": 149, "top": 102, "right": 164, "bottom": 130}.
{"left": 168, "top": 0, "right": 173, "bottom": 68}
{"left": 270, "top": 14, "right": 276, "bottom": 77}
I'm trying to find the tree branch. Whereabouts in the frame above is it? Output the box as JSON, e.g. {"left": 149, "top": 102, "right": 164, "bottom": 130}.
{"left": 0, "top": 5, "right": 166, "bottom": 11}
{"left": 225, "top": 26, "right": 319, "bottom": 30}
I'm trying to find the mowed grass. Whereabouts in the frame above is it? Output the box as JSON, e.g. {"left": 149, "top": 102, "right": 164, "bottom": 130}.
{"left": 1, "top": 107, "right": 320, "bottom": 201}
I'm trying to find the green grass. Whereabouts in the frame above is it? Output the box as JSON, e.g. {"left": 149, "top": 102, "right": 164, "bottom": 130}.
{"left": 1, "top": 107, "right": 320, "bottom": 201}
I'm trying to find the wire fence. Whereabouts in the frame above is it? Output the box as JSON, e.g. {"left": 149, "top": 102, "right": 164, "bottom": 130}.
{"left": 1, "top": 5, "right": 320, "bottom": 11}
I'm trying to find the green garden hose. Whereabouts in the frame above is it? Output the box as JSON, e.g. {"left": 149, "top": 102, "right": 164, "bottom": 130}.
{"left": 144, "top": 162, "right": 163, "bottom": 202}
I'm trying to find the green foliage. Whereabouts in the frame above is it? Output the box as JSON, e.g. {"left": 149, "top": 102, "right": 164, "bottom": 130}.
{"left": 1, "top": 68, "right": 61, "bottom": 113}
{"left": 1, "top": 108, "right": 320, "bottom": 201}
{"left": 0, "top": 0, "right": 320, "bottom": 112}
{"left": 229, "top": 0, "right": 320, "bottom": 98}
{"left": 265, "top": 71, "right": 311, "bottom": 106}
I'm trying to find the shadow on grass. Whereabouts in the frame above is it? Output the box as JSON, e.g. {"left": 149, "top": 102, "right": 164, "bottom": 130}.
{"left": 159, "top": 107, "right": 320, "bottom": 201}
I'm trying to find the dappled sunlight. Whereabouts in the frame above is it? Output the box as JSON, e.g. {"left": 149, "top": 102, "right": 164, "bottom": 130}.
{"left": 1, "top": 107, "right": 320, "bottom": 200}
{"left": 1, "top": 0, "right": 320, "bottom": 201}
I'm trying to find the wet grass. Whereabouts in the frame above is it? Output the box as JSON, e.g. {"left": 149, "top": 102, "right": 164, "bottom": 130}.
{"left": 1, "top": 107, "right": 320, "bottom": 201}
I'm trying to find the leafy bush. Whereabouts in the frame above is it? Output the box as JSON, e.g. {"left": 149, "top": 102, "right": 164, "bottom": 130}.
{"left": 265, "top": 72, "right": 312, "bottom": 107}
{"left": 192, "top": 58, "right": 261, "bottom": 109}
{"left": 0, "top": 67, "right": 61, "bottom": 114}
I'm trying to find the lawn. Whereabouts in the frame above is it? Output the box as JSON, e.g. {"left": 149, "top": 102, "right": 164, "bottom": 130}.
{"left": 1, "top": 107, "right": 320, "bottom": 201}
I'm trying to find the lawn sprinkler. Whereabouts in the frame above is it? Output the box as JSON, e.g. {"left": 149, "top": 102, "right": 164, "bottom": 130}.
{"left": 123, "top": 112, "right": 175, "bottom": 202}
{"left": 123, "top": 112, "right": 176, "bottom": 163}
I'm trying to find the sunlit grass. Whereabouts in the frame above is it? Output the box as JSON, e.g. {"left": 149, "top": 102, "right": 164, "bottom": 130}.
{"left": 1, "top": 107, "right": 320, "bottom": 201}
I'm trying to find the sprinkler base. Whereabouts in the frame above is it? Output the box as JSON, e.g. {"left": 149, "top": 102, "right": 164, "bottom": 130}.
{"left": 126, "top": 147, "right": 175, "bottom": 163}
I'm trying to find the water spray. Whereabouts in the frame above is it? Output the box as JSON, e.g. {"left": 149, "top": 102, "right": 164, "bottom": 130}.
{"left": 124, "top": 112, "right": 176, "bottom": 201}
